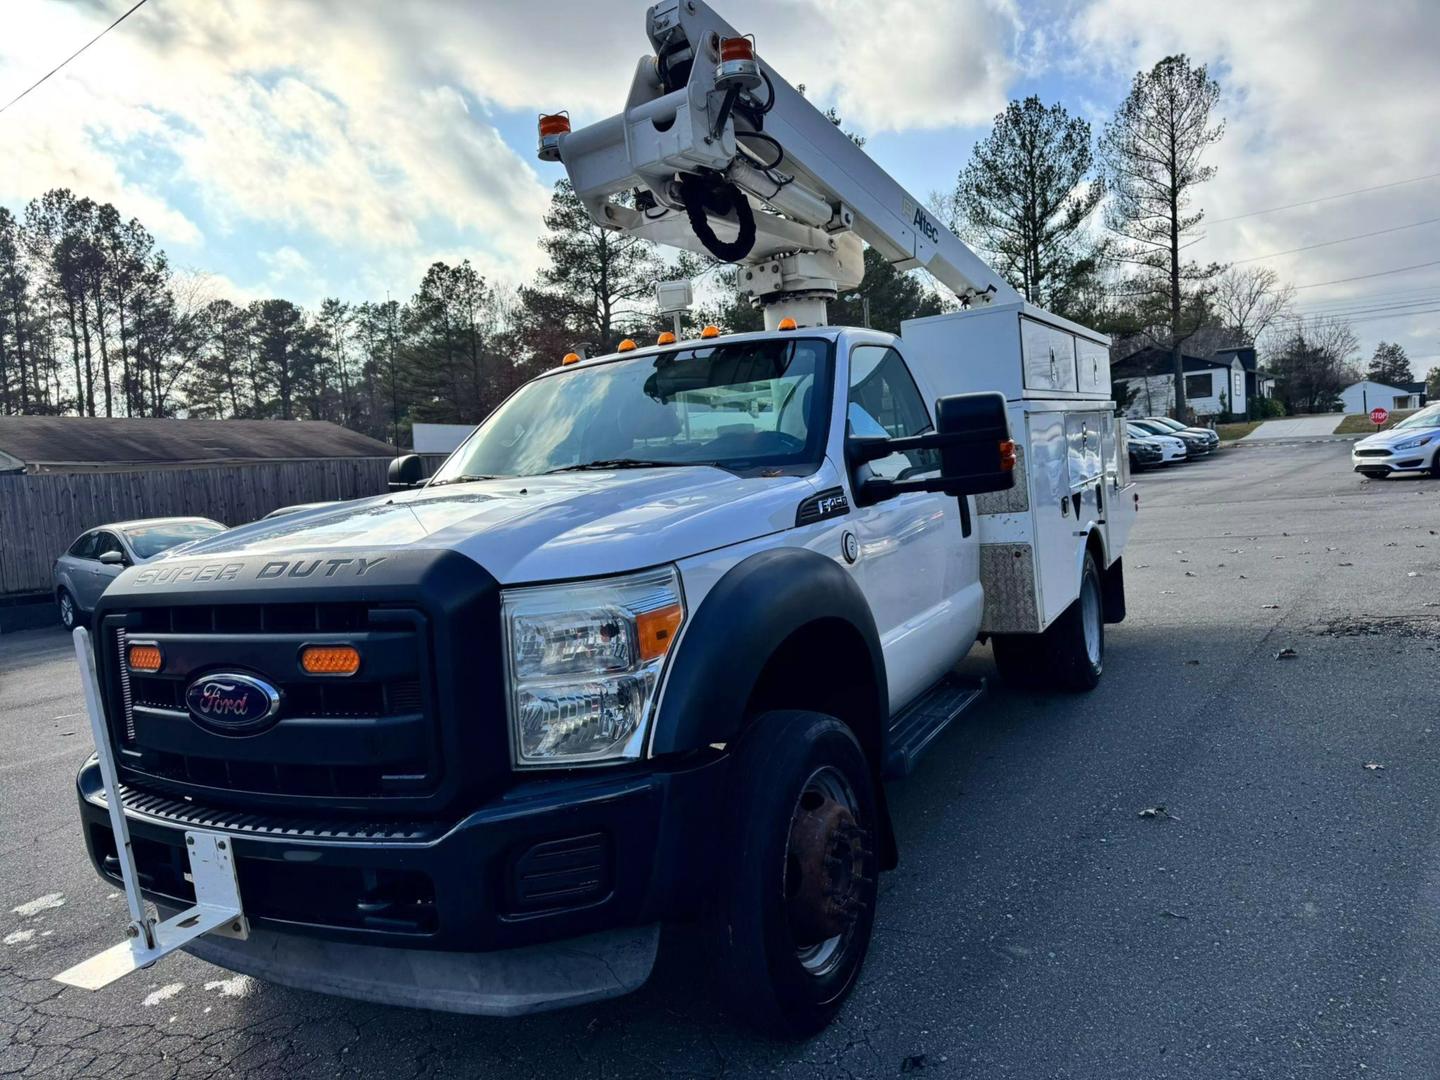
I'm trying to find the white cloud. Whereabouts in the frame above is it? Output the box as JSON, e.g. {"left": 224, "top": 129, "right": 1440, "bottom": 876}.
{"left": 1072, "top": 0, "right": 1440, "bottom": 362}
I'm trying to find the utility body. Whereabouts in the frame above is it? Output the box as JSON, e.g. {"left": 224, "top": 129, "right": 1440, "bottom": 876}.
{"left": 59, "top": 0, "right": 1135, "bottom": 1035}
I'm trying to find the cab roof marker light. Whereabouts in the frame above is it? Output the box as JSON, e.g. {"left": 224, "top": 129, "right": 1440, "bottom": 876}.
{"left": 617, "top": 338, "right": 638, "bottom": 352}
{"left": 562, "top": 352, "right": 581, "bottom": 366}
{"left": 656, "top": 331, "right": 677, "bottom": 345}
{"left": 700, "top": 325, "right": 721, "bottom": 339}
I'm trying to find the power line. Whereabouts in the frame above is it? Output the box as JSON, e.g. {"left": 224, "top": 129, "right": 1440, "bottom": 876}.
{"left": 1293, "top": 259, "right": 1440, "bottom": 290}
{"left": 1206, "top": 170, "right": 1440, "bottom": 225}
{"left": 0, "top": 0, "right": 151, "bottom": 117}
{"left": 1230, "top": 217, "right": 1440, "bottom": 265}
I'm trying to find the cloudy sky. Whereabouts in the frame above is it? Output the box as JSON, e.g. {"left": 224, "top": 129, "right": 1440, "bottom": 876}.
{"left": 2, "top": 0, "right": 1437, "bottom": 365}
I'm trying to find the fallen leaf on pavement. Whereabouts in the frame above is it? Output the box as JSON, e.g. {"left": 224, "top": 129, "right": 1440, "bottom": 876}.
{"left": 1276, "top": 647, "right": 1299, "bottom": 660}
{"left": 1160, "top": 909, "right": 1190, "bottom": 920}
{"left": 901, "top": 1055, "right": 928, "bottom": 1073}
{"left": 1338, "top": 562, "right": 1354, "bottom": 567}
{"left": 1364, "top": 762, "right": 1385, "bottom": 772}
{"left": 1262, "top": 604, "right": 1280, "bottom": 609}
{"left": 1184, "top": 659, "right": 1201, "bottom": 666}
{"left": 1184, "top": 571, "right": 1197, "bottom": 577}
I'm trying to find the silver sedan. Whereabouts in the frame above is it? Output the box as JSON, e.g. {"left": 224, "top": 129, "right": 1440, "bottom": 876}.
{"left": 52, "top": 517, "right": 226, "bottom": 629}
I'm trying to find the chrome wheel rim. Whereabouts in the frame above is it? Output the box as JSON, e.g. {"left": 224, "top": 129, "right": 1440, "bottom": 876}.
{"left": 60, "top": 594, "right": 73, "bottom": 627}
{"left": 1081, "top": 576, "right": 1101, "bottom": 667}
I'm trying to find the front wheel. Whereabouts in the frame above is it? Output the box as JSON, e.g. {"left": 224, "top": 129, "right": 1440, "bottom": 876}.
{"left": 706, "top": 711, "right": 879, "bottom": 1038}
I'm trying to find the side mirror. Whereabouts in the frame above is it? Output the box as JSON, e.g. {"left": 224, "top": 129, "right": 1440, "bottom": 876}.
{"left": 932, "top": 392, "right": 1016, "bottom": 496}
{"left": 387, "top": 454, "right": 426, "bottom": 491}
{"left": 847, "top": 391, "right": 1015, "bottom": 504}
{"left": 97, "top": 550, "right": 126, "bottom": 566}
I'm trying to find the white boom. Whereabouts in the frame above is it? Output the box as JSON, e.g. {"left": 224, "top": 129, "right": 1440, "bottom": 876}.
{"left": 543, "top": 0, "right": 1021, "bottom": 330}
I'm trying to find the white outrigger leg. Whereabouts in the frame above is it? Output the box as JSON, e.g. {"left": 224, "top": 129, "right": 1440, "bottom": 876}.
{"left": 55, "top": 627, "right": 248, "bottom": 991}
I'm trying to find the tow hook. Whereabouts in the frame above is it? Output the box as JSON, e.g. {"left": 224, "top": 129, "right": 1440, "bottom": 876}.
{"left": 786, "top": 791, "right": 873, "bottom": 946}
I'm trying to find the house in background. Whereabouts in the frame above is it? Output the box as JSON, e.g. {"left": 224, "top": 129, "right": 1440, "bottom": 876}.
{"left": 1338, "top": 379, "right": 1427, "bottom": 415}
{"left": 1111, "top": 346, "right": 1255, "bottom": 419}
{"left": 1212, "top": 346, "right": 1276, "bottom": 403}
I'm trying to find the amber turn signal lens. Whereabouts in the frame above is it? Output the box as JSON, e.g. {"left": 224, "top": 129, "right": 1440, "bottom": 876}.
{"left": 635, "top": 603, "right": 684, "bottom": 662}
{"left": 300, "top": 645, "right": 360, "bottom": 676}
{"left": 998, "top": 439, "right": 1017, "bottom": 470}
{"left": 656, "top": 331, "right": 676, "bottom": 345}
{"left": 127, "top": 644, "right": 162, "bottom": 673}
{"left": 699, "top": 325, "right": 721, "bottom": 339}
{"left": 562, "top": 351, "right": 581, "bottom": 365}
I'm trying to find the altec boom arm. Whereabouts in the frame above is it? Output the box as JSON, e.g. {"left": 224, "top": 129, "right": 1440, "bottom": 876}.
{"left": 543, "top": 0, "right": 1020, "bottom": 327}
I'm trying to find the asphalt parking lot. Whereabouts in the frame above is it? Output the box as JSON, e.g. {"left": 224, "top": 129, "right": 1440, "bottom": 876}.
{"left": 5, "top": 437, "right": 1440, "bottom": 1079}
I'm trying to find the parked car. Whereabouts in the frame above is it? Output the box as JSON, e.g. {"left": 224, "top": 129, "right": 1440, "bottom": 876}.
{"left": 1141, "top": 416, "right": 1220, "bottom": 452}
{"left": 1352, "top": 403, "right": 1440, "bottom": 478}
{"left": 1128, "top": 436, "right": 1164, "bottom": 472}
{"left": 52, "top": 517, "right": 226, "bottom": 629}
{"left": 1129, "top": 418, "right": 1212, "bottom": 458}
{"left": 1126, "top": 423, "right": 1187, "bottom": 465}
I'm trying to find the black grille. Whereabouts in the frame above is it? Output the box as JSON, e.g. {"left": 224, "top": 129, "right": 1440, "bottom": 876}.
{"left": 1355, "top": 448, "right": 1391, "bottom": 458}
{"left": 103, "top": 602, "right": 439, "bottom": 806}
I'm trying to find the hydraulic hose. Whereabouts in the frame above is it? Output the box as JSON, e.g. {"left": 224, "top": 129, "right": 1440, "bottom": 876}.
{"left": 678, "top": 174, "right": 757, "bottom": 263}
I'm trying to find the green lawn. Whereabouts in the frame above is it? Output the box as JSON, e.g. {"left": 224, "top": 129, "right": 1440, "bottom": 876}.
{"left": 1334, "top": 410, "right": 1417, "bottom": 435}
{"left": 1214, "top": 421, "right": 1262, "bottom": 442}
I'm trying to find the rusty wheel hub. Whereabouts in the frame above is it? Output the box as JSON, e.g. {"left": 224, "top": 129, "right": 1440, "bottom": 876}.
{"left": 785, "top": 784, "right": 873, "bottom": 949}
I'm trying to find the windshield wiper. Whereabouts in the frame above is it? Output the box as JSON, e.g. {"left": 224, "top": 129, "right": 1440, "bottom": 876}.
{"left": 543, "top": 458, "right": 693, "bottom": 474}
{"left": 428, "top": 473, "right": 499, "bottom": 486}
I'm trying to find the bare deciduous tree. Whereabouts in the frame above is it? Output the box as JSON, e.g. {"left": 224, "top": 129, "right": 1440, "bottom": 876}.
{"left": 1212, "top": 266, "right": 1295, "bottom": 348}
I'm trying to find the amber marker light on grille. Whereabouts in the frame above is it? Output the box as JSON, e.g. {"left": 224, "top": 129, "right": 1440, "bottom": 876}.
{"left": 300, "top": 644, "right": 360, "bottom": 676}
{"left": 127, "top": 643, "right": 163, "bottom": 673}
{"left": 635, "top": 602, "right": 684, "bottom": 662}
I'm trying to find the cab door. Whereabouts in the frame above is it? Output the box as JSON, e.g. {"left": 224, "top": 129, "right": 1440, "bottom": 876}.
{"left": 844, "top": 343, "right": 983, "bottom": 713}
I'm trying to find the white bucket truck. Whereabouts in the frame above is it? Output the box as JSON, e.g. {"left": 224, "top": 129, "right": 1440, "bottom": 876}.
{"left": 57, "top": 0, "right": 1135, "bottom": 1038}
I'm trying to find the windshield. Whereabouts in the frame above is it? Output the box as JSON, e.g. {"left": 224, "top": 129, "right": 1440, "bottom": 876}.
{"left": 431, "top": 338, "right": 834, "bottom": 481}
{"left": 1393, "top": 405, "right": 1440, "bottom": 431}
{"left": 123, "top": 521, "right": 225, "bottom": 559}
{"left": 1148, "top": 417, "right": 1185, "bottom": 430}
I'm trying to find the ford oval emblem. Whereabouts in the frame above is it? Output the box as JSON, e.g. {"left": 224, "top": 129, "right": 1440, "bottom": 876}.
{"left": 185, "top": 673, "right": 281, "bottom": 735}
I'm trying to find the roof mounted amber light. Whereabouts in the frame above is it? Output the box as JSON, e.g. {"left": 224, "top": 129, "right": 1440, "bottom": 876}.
{"left": 776, "top": 316, "right": 798, "bottom": 330}
{"left": 127, "top": 643, "right": 162, "bottom": 673}
{"left": 699, "top": 325, "right": 721, "bottom": 339}
{"left": 617, "top": 338, "right": 638, "bottom": 352}
{"left": 300, "top": 644, "right": 360, "bottom": 676}
{"left": 656, "top": 331, "right": 677, "bottom": 345}
{"left": 561, "top": 351, "right": 581, "bottom": 366}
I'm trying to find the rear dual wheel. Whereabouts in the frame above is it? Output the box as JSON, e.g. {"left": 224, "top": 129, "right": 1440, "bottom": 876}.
{"left": 992, "top": 552, "right": 1104, "bottom": 692}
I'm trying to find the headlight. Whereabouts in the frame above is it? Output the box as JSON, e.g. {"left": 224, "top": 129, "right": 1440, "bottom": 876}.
{"left": 502, "top": 566, "right": 685, "bottom": 767}
{"left": 1395, "top": 435, "right": 1432, "bottom": 451}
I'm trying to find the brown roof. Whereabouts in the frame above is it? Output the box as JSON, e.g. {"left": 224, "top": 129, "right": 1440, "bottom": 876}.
{"left": 0, "top": 416, "right": 398, "bottom": 472}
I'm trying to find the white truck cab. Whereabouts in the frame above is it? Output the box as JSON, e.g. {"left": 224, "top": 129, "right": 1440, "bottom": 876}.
{"left": 57, "top": 0, "right": 1136, "bottom": 1038}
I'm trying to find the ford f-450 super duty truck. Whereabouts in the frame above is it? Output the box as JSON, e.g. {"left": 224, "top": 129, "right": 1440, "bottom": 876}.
{"left": 57, "top": 0, "right": 1136, "bottom": 1037}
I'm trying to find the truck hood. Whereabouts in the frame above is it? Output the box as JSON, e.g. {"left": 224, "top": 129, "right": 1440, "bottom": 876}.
{"left": 1355, "top": 424, "right": 1440, "bottom": 451}
{"left": 167, "top": 467, "right": 816, "bottom": 584}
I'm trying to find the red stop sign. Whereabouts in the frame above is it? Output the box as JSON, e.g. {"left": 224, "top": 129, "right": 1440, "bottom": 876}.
{"left": 1370, "top": 407, "right": 1389, "bottom": 426}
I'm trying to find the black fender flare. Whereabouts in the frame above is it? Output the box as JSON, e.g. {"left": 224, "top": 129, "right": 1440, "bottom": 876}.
{"left": 651, "top": 547, "right": 887, "bottom": 757}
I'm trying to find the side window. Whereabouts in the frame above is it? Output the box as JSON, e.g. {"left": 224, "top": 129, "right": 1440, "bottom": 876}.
{"left": 69, "top": 533, "right": 98, "bottom": 559}
{"left": 848, "top": 346, "right": 938, "bottom": 481}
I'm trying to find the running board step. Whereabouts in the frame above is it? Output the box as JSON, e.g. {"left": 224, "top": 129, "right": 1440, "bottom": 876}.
{"left": 883, "top": 676, "right": 987, "bottom": 779}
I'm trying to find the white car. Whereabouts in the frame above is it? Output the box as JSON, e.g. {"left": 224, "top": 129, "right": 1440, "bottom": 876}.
{"left": 1126, "top": 423, "right": 1187, "bottom": 464}
{"left": 1352, "top": 404, "right": 1440, "bottom": 478}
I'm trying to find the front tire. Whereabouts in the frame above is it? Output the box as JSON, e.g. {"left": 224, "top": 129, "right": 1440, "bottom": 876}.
{"left": 706, "top": 711, "right": 879, "bottom": 1038}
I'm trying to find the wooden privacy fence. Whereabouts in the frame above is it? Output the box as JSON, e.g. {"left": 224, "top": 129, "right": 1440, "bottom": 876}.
{"left": 0, "top": 456, "right": 445, "bottom": 598}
